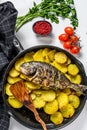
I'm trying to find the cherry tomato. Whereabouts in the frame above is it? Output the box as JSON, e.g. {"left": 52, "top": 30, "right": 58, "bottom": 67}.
{"left": 64, "top": 26, "right": 74, "bottom": 35}
{"left": 59, "top": 33, "right": 69, "bottom": 42}
{"left": 70, "top": 35, "right": 79, "bottom": 43}
{"left": 70, "top": 46, "right": 80, "bottom": 54}
{"left": 63, "top": 41, "right": 72, "bottom": 49}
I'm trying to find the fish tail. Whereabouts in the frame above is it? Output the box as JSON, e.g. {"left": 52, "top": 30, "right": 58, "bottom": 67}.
{"left": 79, "top": 84, "right": 87, "bottom": 95}
{"left": 69, "top": 83, "right": 87, "bottom": 95}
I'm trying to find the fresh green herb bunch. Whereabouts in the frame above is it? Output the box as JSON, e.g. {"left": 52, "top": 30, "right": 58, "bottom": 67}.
{"left": 16, "top": 0, "right": 78, "bottom": 32}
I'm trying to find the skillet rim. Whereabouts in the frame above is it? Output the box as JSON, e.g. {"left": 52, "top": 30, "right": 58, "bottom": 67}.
{"left": 3, "top": 45, "right": 87, "bottom": 130}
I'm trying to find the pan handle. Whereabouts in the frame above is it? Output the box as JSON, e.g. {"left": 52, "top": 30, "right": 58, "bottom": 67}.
{"left": 13, "top": 36, "right": 24, "bottom": 53}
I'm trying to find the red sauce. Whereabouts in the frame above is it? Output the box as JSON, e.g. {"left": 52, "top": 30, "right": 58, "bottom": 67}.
{"left": 33, "top": 21, "right": 52, "bottom": 35}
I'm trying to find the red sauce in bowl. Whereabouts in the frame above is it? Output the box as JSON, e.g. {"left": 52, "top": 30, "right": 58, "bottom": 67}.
{"left": 33, "top": 21, "right": 52, "bottom": 36}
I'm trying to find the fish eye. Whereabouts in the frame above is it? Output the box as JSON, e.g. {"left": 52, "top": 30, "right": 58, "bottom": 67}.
{"left": 28, "top": 67, "right": 37, "bottom": 76}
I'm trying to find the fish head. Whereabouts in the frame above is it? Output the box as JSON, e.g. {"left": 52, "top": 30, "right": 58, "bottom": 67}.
{"left": 20, "top": 62, "right": 37, "bottom": 77}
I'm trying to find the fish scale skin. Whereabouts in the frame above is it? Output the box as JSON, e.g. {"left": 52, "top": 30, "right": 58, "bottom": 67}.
{"left": 20, "top": 61, "right": 87, "bottom": 94}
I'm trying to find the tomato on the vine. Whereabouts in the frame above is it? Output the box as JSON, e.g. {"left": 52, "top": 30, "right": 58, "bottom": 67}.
{"left": 63, "top": 41, "right": 72, "bottom": 49}
{"left": 59, "top": 33, "right": 69, "bottom": 42}
{"left": 64, "top": 26, "right": 74, "bottom": 35}
{"left": 70, "top": 35, "right": 79, "bottom": 43}
{"left": 58, "top": 26, "right": 81, "bottom": 55}
{"left": 70, "top": 46, "right": 80, "bottom": 54}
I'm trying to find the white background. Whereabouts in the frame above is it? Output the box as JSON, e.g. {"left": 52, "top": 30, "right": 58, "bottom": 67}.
{"left": 1, "top": 0, "right": 87, "bottom": 130}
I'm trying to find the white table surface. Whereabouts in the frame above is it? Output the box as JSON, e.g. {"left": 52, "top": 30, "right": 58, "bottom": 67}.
{"left": 1, "top": 0, "right": 87, "bottom": 130}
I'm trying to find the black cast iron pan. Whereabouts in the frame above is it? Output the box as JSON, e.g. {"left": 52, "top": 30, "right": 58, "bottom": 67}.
{"left": 2, "top": 37, "right": 87, "bottom": 130}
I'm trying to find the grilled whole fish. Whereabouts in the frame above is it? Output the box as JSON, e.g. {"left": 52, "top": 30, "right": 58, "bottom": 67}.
{"left": 20, "top": 61, "right": 87, "bottom": 94}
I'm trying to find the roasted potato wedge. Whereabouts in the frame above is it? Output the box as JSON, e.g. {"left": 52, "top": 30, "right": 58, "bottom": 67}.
{"left": 43, "top": 99, "right": 58, "bottom": 115}
{"left": 50, "top": 112, "right": 63, "bottom": 125}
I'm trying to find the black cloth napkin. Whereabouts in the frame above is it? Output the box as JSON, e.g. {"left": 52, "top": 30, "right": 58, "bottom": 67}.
{"left": 0, "top": 1, "right": 18, "bottom": 130}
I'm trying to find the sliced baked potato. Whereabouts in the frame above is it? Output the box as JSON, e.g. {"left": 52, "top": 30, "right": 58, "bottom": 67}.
{"left": 52, "top": 61, "right": 67, "bottom": 73}
{"left": 50, "top": 112, "right": 63, "bottom": 125}
{"left": 5, "top": 83, "right": 13, "bottom": 96}
{"left": 67, "top": 64, "right": 79, "bottom": 76}
{"left": 15, "top": 57, "right": 25, "bottom": 72}
{"left": 60, "top": 104, "right": 75, "bottom": 118}
{"left": 43, "top": 99, "right": 58, "bottom": 115}
{"left": 33, "top": 49, "right": 44, "bottom": 61}
{"left": 8, "top": 97, "right": 23, "bottom": 108}
{"left": 24, "top": 51, "right": 34, "bottom": 62}
{"left": 42, "top": 48, "right": 50, "bottom": 63}
{"left": 62, "top": 88, "right": 71, "bottom": 95}
{"left": 25, "top": 81, "right": 40, "bottom": 90}
{"left": 47, "top": 49, "right": 56, "bottom": 62}
{"left": 9, "top": 67, "right": 20, "bottom": 77}
{"left": 41, "top": 90, "right": 56, "bottom": 102}
{"left": 57, "top": 92, "right": 69, "bottom": 109}
{"left": 69, "top": 94, "right": 80, "bottom": 108}
{"left": 54, "top": 52, "right": 68, "bottom": 64}
{"left": 33, "top": 96, "right": 45, "bottom": 109}
{"left": 7, "top": 76, "right": 21, "bottom": 84}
